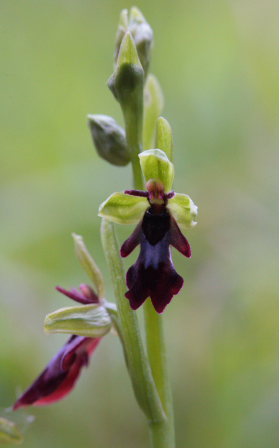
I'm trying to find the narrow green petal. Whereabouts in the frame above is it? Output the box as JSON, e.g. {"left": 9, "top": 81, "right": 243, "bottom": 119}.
{"left": 0, "top": 418, "right": 23, "bottom": 445}
{"left": 168, "top": 193, "right": 198, "bottom": 229}
{"left": 44, "top": 304, "right": 112, "bottom": 338}
{"left": 139, "top": 148, "right": 174, "bottom": 192}
{"left": 98, "top": 192, "right": 147, "bottom": 224}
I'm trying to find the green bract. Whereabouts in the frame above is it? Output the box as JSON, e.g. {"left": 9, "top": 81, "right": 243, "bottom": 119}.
{"left": 44, "top": 304, "right": 112, "bottom": 338}
{"left": 72, "top": 233, "right": 105, "bottom": 299}
{"left": 156, "top": 117, "right": 173, "bottom": 162}
{"left": 114, "top": 9, "right": 129, "bottom": 63}
{"left": 99, "top": 192, "right": 147, "bottom": 224}
{"left": 139, "top": 148, "right": 174, "bottom": 192}
{"left": 143, "top": 75, "right": 164, "bottom": 150}
{"left": 168, "top": 193, "right": 198, "bottom": 229}
{"left": 0, "top": 418, "right": 23, "bottom": 445}
{"left": 108, "top": 31, "right": 144, "bottom": 104}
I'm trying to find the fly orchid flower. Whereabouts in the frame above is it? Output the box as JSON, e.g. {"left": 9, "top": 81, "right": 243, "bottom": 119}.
{"left": 13, "top": 285, "right": 111, "bottom": 409}
{"left": 99, "top": 148, "right": 197, "bottom": 313}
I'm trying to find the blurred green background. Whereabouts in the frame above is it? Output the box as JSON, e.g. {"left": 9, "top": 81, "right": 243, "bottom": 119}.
{"left": 1, "top": 0, "right": 279, "bottom": 447}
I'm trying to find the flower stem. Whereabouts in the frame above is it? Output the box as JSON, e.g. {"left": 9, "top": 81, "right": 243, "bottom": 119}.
{"left": 144, "top": 300, "right": 175, "bottom": 448}
{"left": 122, "top": 99, "right": 143, "bottom": 190}
{"left": 101, "top": 218, "right": 165, "bottom": 423}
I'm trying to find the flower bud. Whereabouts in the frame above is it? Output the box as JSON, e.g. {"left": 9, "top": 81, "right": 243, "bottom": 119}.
{"left": 88, "top": 114, "right": 130, "bottom": 166}
{"left": 114, "top": 9, "right": 128, "bottom": 62}
{"left": 114, "top": 7, "right": 153, "bottom": 78}
{"left": 129, "top": 7, "right": 153, "bottom": 77}
{"left": 108, "top": 32, "right": 144, "bottom": 108}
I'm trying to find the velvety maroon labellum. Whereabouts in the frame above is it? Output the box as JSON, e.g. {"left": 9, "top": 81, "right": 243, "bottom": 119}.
{"left": 121, "top": 201, "right": 191, "bottom": 313}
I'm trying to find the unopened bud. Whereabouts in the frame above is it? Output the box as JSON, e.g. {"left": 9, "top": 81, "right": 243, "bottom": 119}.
{"left": 108, "top": 32, "right": 144, "bottom": 107}
{"left": 129, "top": 7, "right": 153, "bottom": 77}
{"left": 114, "top": 9, "right": 129, "bottom": 62}
{"left": 88, "top": 114, "right": 130, "bottom": 166}
{"left": 114, "top": 8, "right": 153, "bottom": 78}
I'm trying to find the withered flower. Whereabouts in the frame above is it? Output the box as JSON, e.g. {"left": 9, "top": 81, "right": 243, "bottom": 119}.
{"left": 14, "top": 285, "right": 103, "bottom": 409}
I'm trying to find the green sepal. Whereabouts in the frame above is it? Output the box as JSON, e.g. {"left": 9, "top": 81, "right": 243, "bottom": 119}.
{"left": 129, "top": 7, "right": 153, "bottom": 77}
{"left": 156, "top": 116, "right": 173, "bottom": 161}
{"left": 168, "top": 193, "right": 198, "bottom": 229}
{"left": 114, "top": 9, "right": 129, "bottom": 62}
{"left": 44, "top": 304, "right": 112, "bottom": 338}
{"left": 0, "top": 418, "right": 23, "bottom": 445}
{"left": 143, "top": 74, "right": 164, "bottom": 149}
{"left": 130, "top": 6, "right": 146, "bottom": 23}
{"left": 139, "top": 148, "right": 174, "bottom": 192}
{"left": 108, "top": 31, "right": 144, "bottom": 104}
{"left": 87, "top": 114, "right": 130, "bottom": 166}
{"left": 72, "top": 233, "right": 105, "bottom": 299}
{"left": 99, "top": 192, "right": 147, "bottom": 225}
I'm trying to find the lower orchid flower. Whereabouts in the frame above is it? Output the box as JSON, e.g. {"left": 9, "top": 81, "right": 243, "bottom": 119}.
{"left": 13, "top": 285, "right": 107, "bottom": 409}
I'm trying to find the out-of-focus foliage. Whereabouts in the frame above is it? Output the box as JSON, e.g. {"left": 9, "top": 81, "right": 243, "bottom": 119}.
{"left": 0, "top": 418, "right": 23, "bottom": 445}
{"left": 1, "top": 1, "right": 278, "bottom": 447}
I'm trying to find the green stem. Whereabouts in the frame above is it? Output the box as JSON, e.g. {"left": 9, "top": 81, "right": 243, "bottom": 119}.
{"left": 101, "top": 218, "right": 165, "bottom": 423}
{"left": 122, "top": 100, "right": 143, "bottom": 190}
{"left": 144, "top": 300, "right": 175, "bottom": 448}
